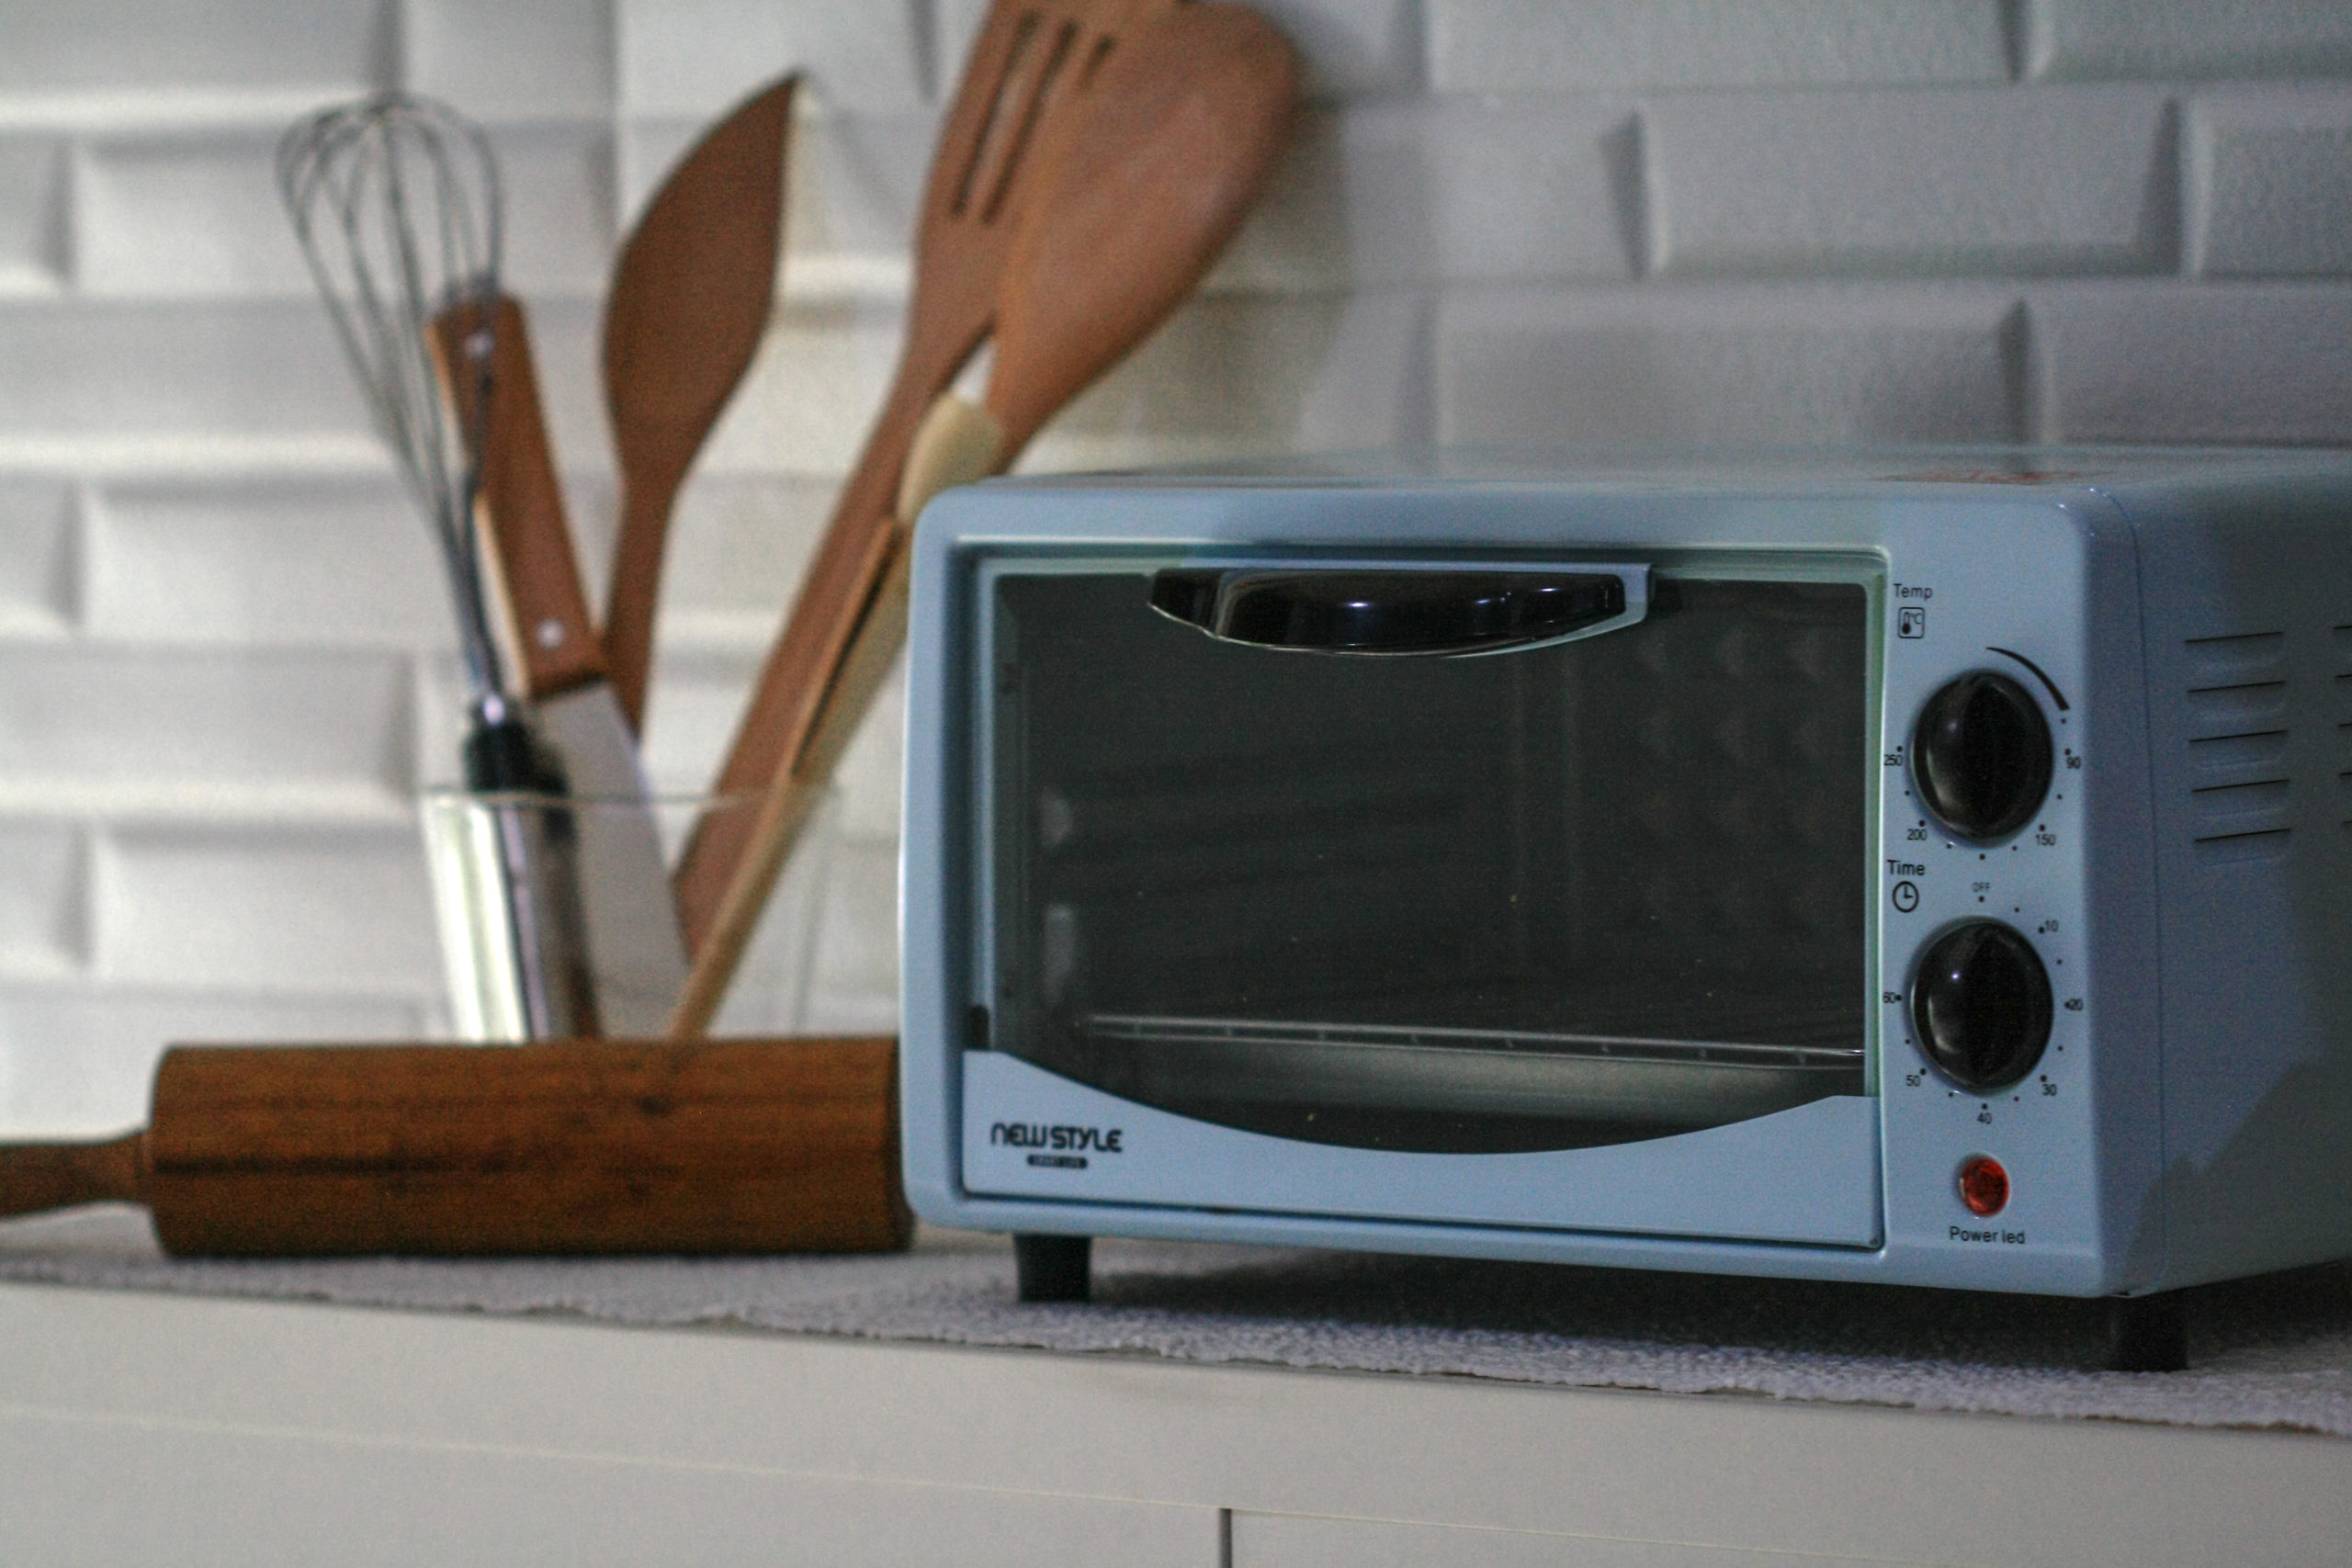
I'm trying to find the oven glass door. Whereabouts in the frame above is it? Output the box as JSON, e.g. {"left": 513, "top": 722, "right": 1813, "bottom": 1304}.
{"left": 980, "top": 558, "right": 1876, "bottom": 1156}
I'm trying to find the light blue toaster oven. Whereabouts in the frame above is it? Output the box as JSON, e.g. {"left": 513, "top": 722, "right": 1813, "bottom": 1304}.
{"left": 898, "top": 448, "right": 2352, "bottom": 1366}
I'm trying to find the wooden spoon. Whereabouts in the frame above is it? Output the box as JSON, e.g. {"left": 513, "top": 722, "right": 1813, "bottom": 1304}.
{"left": 601, "top": 74, "right": 797, "bottom": 737}
{"left": 0, "top": 1037, "right": 908, "bottom": 1256}
{"left": 669, "top": 0, "right": 1176, "bottom": 964}
{"left": 663, "top": 5, "right": 1300, "bottom": 1036}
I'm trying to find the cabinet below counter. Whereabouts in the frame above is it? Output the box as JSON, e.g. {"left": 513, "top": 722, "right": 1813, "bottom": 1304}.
{"left": 2, "top": 1273, "right": 2348, "bottom": 1567}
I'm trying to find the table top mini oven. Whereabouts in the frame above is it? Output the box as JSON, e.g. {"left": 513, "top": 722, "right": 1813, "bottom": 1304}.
{"left": 898, "top": 449, "right": 2352, "bottom": 1345}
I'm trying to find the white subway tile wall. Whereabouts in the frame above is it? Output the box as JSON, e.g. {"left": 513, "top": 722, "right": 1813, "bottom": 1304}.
{"left": 1428, "top": 2, "right": 2014, "bottom": 93}
{"left": 2187, "top": 86, "right": 2352, "bottom": 277}
{"left": 0, "top": 3, "right": 389, "bottom": 100}
{"left": 1643, "top": 86, "right": 2179, "bottom": 277}
{"left": 0, "top": 1, "right": 2345, "bottom": 1134}
{"left": 0, "top": 139, "right": 69, "bottom": 293}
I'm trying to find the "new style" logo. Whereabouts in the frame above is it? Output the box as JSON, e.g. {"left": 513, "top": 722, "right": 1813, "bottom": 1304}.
{"left": 991, "top": 1121, "right": 1125, "bottom": 1169}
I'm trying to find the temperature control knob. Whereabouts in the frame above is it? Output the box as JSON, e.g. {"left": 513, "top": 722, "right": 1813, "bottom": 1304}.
{"left": 1911, "top": 671, "right": 2052, "bottom": 840}
{"left": 1911, "top": 920, "right": 2053, "bottom": 1091}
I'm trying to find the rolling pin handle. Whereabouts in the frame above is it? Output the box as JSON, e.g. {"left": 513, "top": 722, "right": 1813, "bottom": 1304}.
{"left": 0, "top": 1131, "right": 149, "bottom": 1219}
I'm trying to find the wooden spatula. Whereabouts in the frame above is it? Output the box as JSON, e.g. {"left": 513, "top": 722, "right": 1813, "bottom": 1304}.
{"left": 0, "top": 1037, "right": 908, "bottom": 1256}
{"left": 663, "top": 4, "right": 1300, "bottom": 1035}
{"left": 669, "top": 0, "right": 1178, "bottom": 967}
{"left": 602, "top": 74, "right": 797, "bottom": 737}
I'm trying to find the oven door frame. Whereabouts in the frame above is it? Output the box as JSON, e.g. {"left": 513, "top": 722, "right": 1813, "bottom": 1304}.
{"left": 946, "top": 544, "right": 1889, "bottom": 1247}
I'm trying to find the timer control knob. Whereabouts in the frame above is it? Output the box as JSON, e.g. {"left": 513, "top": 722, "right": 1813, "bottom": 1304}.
{"left": 1911, "top": 920, "right": 2053, "bottom": 1091}
{"left": 1911, "top": 671, "right": 2052, "bottom": 841}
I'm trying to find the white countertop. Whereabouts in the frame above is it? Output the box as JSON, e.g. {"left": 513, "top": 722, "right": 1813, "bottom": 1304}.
{"left": 4, "top": 1208, "right": 2349, "bottom": 1565}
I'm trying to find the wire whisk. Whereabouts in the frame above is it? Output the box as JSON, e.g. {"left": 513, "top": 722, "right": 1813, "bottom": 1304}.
{"left": 277, "top": 94, "right": 509, "bottom": 712}
{"left": 279, "top": 95, "right": 598, "bottom": 1041}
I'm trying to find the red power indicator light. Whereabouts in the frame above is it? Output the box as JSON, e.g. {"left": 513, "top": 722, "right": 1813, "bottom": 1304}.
{"left": 1959, "top": 1156, "right": 2010, "bottom": 1217}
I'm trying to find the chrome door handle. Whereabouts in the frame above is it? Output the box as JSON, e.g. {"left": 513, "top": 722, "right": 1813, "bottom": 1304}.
{"left": 1148, "top": 566, "right": 1646, "bottom": 655}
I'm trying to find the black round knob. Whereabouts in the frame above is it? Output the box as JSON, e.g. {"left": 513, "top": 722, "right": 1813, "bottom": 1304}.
{"left": 1911, "top": 671, "right": 2052, "bottom": 841}
{"left": 1911, "top": 921, "right": 2053, "bottom": 1091}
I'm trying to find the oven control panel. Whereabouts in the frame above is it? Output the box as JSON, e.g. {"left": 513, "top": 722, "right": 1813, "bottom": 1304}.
{"left": 1906, "top": 669, "right": 2059, "bottom": 1092}
{"left": 1877, "top": 528, "right": 2101, "bottom": 1284}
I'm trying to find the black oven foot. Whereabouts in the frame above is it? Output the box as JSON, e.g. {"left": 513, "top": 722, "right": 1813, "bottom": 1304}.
{"left": 2104, "top": 1292, "right": 2188, "bottom": 1371}
{"left": 1014, "top": 1234, "right": 1092, "bottom": 1303}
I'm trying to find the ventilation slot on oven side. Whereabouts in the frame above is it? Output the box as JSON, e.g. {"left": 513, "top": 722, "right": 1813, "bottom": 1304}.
{"left": 2183, "top": 630, "right": 2290, "bottom": 864}
{"left": 2336, "top": 622, "right": 2351, "bottom": 844}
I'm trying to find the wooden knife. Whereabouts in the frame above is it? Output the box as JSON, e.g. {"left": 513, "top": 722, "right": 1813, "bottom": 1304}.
{"left": 433, "top": 297, "right": 690, "bottom": 1036}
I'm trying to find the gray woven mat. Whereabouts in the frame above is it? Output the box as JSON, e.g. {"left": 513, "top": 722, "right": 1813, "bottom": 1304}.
{"left": 5, "top": 1206, "right": 2348, "bottom": 1436}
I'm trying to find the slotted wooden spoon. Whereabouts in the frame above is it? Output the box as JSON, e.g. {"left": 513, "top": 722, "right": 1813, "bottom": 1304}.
{"left": 921, "top": 4, "right": 1300, "bottom": 482}
{"left": 601, "top": 74, "right": 797, "bottom": 737}
{"left": 669, "top": 0, "right": 1176, "bottom": 973}
{"left": 664, "top": 4, "right": 1299, "bottom": 1036}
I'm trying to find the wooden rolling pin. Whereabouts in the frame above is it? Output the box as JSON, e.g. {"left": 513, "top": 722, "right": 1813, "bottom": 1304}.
{"left": 0, "top": 1037, "right": 910, "bottom": 1257}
